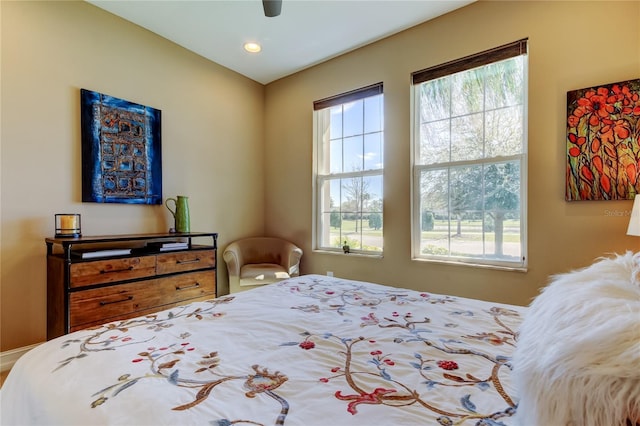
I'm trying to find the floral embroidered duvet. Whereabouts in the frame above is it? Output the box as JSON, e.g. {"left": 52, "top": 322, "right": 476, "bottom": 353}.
{"left": 1, "top": 275, "right": 524, "bottom": 425}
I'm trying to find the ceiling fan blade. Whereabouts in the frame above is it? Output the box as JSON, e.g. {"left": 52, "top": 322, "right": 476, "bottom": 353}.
{"left": 262, "top": 0, "right": 282, "bottom": 17}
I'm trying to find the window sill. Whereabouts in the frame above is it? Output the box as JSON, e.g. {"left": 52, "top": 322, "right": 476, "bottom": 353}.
{"left": 313, "top": 249, "right": 384, "bottom": 260}
{"left": 412, "top": 256, "right": 527, "bottom": 272}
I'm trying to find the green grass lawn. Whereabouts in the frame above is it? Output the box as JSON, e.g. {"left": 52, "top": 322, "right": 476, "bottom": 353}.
{"left": 333, "top": 219, "right": 521, "bottom": 244}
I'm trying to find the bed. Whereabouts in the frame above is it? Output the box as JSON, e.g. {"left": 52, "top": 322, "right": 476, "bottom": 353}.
{"left": 1, "top": 274, "right": 524, "bottom": 425}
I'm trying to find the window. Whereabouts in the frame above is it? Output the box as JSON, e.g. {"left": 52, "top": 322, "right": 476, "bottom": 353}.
{"left": 411, "top": 40, "right": 528, "bottom": 268}
{"left": 313, "top": 83, "right": 384, "bottom": 254}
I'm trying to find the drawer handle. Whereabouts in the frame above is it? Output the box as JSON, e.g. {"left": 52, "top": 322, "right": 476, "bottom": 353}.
{"left": 99, "top": 295, "right": 134, "bottom": 306}
{"left": 176, "top": 257, "right": 201, "bottom": 265}
{"left": 176, "top": 282, "right": 201, "bottom": 291}
{"left": 100, "top": 266, "right": 134, "bottom": 274}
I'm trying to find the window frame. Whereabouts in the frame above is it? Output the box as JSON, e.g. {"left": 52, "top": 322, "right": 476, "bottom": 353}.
{"left": 410, "top": 40, "right": 528, "bottom": 270}
{"left": 312, "top": 82, "right": 384, "bottom": 256}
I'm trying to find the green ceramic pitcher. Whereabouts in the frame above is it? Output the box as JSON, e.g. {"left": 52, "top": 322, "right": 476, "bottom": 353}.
{"left": 165, "top": 195, "right": 190, "bottom": 233}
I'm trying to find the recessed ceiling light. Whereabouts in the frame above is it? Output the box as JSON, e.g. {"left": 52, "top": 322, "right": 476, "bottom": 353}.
{"left": 244, "top": 42, "right": 262, "bottom": 53}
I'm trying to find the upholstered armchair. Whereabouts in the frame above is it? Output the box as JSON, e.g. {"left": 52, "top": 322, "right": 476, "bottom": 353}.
{"left": 223, "top": 237, "right": 303, "bottom": 293}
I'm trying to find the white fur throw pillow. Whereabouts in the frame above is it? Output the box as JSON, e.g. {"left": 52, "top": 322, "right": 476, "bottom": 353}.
{"left": 512, "top": 251, "right": 640, "bottom": 426}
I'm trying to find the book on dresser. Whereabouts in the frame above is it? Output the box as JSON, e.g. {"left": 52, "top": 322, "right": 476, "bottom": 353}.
{"left": 71, "top": 248, "right": 132, "bottom": 259}
{"left": 146, "top": 241, "right": 189, "bottom": 251}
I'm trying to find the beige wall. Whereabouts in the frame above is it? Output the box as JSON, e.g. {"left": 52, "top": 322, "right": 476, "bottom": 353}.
{"left": 1, "top": 1, "right": 265, "bottom": 351}
{"left": 264, "top": 1, "right": 640, "bottom": 304}
{"left": 2, "top": 0, "right": 639, "bottom": 353}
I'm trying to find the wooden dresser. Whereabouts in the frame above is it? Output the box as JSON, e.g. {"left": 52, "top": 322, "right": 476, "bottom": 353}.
{"left": 46, "top": 232, "right": 217, "bottom": 339}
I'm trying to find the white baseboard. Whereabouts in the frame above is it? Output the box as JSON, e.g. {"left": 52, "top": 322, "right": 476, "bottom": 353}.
{"left": 1, "top": 343, "right": 42, "bottom": 372}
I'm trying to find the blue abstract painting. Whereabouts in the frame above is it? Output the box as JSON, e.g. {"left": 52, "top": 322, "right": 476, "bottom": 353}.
{"left": 81, "top": 89, "right": 162, "bottom": 204}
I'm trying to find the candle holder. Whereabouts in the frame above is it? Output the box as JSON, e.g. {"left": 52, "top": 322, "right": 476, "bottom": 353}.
{"left": 55, "top": 214, "right": 81, "bottom": 238}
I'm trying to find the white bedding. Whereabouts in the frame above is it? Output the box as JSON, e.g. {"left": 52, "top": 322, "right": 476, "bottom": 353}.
{"left": 1, "top": 274, "right": 524, "bottom": 425}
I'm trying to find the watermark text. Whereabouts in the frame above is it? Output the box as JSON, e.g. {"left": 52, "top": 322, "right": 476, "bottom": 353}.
{"left": 604, "top": 209, "right": 633, "bottom": 217}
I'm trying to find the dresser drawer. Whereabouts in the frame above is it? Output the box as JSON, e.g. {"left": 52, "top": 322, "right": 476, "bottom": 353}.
{"left": 156, "top": 270, "right": 215, "bottom": 302}
{"left": 69, "top": 256, "right": 156, "bottom": 288}
{"left": 156, "top": 249, "right": 215, "bottom": 274}
{"left": 69, "top": 294, "right": 218, "bottom": 332}
{"left": 69, "top": 270, "right": 215, "bottom": 328}
{"left": 70, "top": 256, "right": 156, "bottom": 288}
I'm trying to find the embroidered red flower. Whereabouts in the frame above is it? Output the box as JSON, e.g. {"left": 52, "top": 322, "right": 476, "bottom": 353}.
{"left": 299, "top": 341, "right": 315, "bottom": 350}
{"left": 437, "top": 360, "right": 459, "bottom": 370}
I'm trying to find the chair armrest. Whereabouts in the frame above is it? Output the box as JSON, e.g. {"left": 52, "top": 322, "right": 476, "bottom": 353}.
{"left": 223, "top": 242, "right": 243, "bottom": 278}
{"left": 281, "top": 242, "right": 303, "bottom": 277}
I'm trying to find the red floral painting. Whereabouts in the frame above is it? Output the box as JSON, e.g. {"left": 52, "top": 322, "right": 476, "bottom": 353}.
{"left": 566, "top": 79, "right": 640, "bottom": 200}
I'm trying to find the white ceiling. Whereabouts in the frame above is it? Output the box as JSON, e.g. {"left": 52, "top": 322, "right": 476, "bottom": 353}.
{"left": 87, "top": 0, "right": 475, "bottom": 85}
